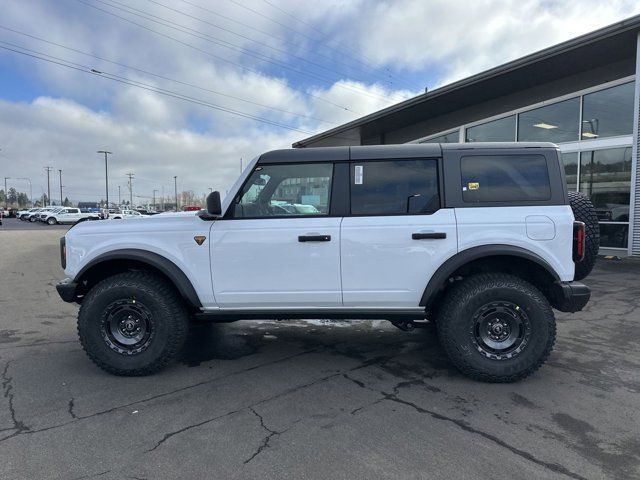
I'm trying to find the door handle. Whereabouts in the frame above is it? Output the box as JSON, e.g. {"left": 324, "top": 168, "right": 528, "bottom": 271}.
{"left": 298, "top": 235, "right": 331, "bottom": 242}
{"left": 412, "top": 232, "right": 447, "bottom": 240}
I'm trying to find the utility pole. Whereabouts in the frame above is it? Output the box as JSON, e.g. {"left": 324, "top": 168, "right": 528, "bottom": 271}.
{"left": 3, "top": 177, "right": 9, "bottom": 209}
{"left": 174, "top": 176, "right": 178, "bottom": 211}
{"left": 126, "top": 173, "right": 134, "bottom": 207}
{"left": 152, "top": 189, "right": 158, "bottom": 210}
{"left": 44, "top": 167, "right": 52, "bottom": 206}
{"left": 117, "top": 185, "right": 121, "bottom": 205}
{"left": 97, "top": 151, "right": 112, "bottom": 208}
{"left": 58, "top": 169, "right": 63, "bottom": 205}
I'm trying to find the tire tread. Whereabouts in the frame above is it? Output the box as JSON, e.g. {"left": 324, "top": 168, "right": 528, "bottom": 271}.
{"left": 77, "top": 271, "right": 188, "bottom": 376}
{"left": 437, "top": 273, "right": 556, "bottom": 383}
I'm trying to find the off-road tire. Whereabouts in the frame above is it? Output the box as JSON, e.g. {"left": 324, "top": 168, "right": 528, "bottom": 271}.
{"left": 77, "top": 271, "right": 189, "bottom": 376}
{"left": 437, "top": 273, "right": 556, "bottom": 383}
{"left": 568, "top": 191, "right": 599, "bottom": 281}
{"left": 47, "top": 217, "right": 57, "bottom": 225}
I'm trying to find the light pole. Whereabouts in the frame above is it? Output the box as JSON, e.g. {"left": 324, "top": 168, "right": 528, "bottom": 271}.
{"left": 174, "top": 176, "right": 178, "bottom": 211}
{"left": 44, "top": 167, "right": 52, "bottom": 206}
{"left": 16, "top": 178, "right": 32, "bottom": 206}
{"left": 117, "top": 185, "right": 121, "bottom": 205}
{"left": 97, "top": 151, "right": 112, "bottom": 207}
{"left": 58, "top": 169, "right": 63, "bottom": 206}
{"left": 3, "top": 177, "right": 9, "bottom": 209}
{"left": 153, "top": 189, "right": 158, "bottom": 210}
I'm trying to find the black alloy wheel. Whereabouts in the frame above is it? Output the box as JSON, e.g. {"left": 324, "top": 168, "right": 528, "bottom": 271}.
{"left": 470, "top": 301, "right": 531, "bottom": 360}
{"left": 101, "top": 299, "right": 155, "bottom": 355}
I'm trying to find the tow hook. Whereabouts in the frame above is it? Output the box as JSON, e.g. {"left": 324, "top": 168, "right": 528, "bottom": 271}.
{"left": 390, "top": 320, "right": 430, "bottom": 331}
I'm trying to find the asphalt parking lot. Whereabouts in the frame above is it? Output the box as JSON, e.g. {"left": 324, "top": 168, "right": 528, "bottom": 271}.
{"left": 1, "top": 229, "right": 639, "bottom": 480}
{"left": 2, "top": 217, "right": 71, "bottom": 230}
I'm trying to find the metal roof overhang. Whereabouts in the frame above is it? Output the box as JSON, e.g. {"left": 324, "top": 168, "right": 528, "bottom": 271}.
{"left": 293, "top": 15, "right": 640, "bottom": 148}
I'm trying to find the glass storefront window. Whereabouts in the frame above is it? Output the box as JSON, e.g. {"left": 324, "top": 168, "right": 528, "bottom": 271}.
{"left": 561, "top": 152, "right": 578, "bottom": 191}
{"left": 465, "top": 116, "right": 516, "bottom": 142}
{"left": 518, "top": 98, "right": 580, "bottom": 143}
{"left": 419, "top": 130, "right": 459, "bottom": 143}
{"left": 579, "top": 147, "right": 632, "bottom": 249}
{"left": 581, "top": 82, "right": 635, "bottom": 140}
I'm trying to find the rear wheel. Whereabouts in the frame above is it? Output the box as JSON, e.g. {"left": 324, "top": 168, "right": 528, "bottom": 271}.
{"left": 437, "top": 273, "right": 555, "bottom": 383}
{"left": 77, "top": 271, "right": 189, "bottom": 376}
{"left": 47, "top": 217, "right": 57, "bottom": 225}
{"left": 568, "top": 191, "right": 599, "bottom": 281}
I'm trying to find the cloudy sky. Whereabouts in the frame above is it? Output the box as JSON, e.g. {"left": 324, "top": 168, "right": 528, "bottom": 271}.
{"left": 1, "top": 0, "right": 639, "bottom": 205}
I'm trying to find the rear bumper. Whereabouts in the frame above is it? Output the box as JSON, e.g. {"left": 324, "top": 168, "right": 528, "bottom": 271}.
{"left": 550, "top": 281, "right": 590, "bottom": 313}
{"left": 56, "top": 278, "right": 78, "bottom": 303}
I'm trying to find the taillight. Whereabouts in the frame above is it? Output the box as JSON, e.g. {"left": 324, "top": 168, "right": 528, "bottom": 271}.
{"left": 573, "top": 221, "right": 585, "bottom": 262}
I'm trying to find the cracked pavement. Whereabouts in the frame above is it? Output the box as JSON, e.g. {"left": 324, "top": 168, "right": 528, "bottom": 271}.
{"left": 1, "top": 228, "right": 639, "bottom": 479}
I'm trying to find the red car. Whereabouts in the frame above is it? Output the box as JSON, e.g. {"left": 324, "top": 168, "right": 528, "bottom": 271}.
{"left": 182, "top": 205, "right": 202, "bottom": 212}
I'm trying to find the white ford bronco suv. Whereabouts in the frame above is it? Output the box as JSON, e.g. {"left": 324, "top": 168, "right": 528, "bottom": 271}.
{"left": 56, "top": 143, "right": 598, "bottom": 382}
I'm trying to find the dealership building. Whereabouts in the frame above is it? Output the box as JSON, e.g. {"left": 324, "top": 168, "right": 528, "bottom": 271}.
{"left": 294, "top": 15, "right": 640, "bottom": 257}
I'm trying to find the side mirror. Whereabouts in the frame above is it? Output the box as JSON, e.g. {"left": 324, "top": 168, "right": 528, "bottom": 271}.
{"left": 200, "top": 191, "right": 222, "bottom": 219}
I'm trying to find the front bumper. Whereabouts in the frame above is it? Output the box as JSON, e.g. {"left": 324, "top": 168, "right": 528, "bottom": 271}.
{"left": 550, "top": 281, "right": 590, "bottom": 313}
{"left": 56, "top": 278, "right": 78, "bottom": 303}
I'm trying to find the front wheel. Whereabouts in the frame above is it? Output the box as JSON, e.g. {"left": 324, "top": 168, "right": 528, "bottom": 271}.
{"left": 436, "top": 273, "right": 556, "bottom": 383}
{"left": 47, "top": 217, "right": 57, "bottom": 225}
{"left": 77, "top": 271, "right": 189, "bottom": 376}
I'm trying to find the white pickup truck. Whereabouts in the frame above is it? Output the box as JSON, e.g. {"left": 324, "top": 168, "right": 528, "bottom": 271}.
{"left": 56, "top": 143, "right": 598, "bottom": 382}
{"left": 44, "top": 207, "right": 100, "bottom": 225}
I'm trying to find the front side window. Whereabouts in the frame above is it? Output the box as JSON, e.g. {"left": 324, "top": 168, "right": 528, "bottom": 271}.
{"left": 350, "top": 159, "right": 439, "bottom": 215}
{"left": 233, "top": 163, "right": 333, "bottom": 218}
{"left": 461, "top": 155, "right": 551, "bottom": 202}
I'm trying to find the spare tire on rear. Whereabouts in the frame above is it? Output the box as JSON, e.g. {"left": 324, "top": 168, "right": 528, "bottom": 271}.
{"left": 568, "top": 191, "right": 599, "bottom": 281}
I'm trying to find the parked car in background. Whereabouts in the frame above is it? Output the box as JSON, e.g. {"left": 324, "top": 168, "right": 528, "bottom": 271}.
{"left": 134, "top": 208, "right": 159, "bottom": 215}
{"left": 37, "top": 207, "right": 64, "bottom": 222}
{"left": 30, "top": 207, "right": 58, "bottom": 222}
{"left": 109, "top": 209, "right": 149, "bottom": 219}
{"left": 44, "top": 207, "right": 100, "bottom": 225}
{"left": 18, "top": 208, "right": 41, "bottom": 220}
{"left": 182, "top": 205, "right": 202, "bottom": 212}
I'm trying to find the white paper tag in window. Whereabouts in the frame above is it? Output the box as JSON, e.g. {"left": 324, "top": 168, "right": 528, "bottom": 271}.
{"left": 354, "top": 165, "right": 363, "bottom": 184}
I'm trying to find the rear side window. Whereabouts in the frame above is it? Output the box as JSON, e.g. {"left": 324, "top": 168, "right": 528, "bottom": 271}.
{"left": 350, "top": 159, "right": 439, "bottom": 215}
{"left": 461, "top": 154, "right": 551, "bottom": 203}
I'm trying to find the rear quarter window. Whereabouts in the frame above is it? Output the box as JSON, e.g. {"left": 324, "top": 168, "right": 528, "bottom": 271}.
{"left": 461, "top": 154, "right": 551, "bottom": 203}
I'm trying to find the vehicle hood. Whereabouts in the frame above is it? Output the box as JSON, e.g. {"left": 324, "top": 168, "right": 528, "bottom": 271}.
{"left": 67, "top": 211, "right": 208, "bottom": 236}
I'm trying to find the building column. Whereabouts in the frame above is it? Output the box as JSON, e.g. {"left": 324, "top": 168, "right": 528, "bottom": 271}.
{"left": 630, "top": 32, "right": 640, "bottom": 256}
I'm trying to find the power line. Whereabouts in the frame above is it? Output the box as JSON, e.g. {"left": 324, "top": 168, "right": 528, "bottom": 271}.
{"left": 70, "top": 0, "right": 357, "bottom": 114}
{"left": 146, "top": 0, "right": 410, "bottom": 92}
{"left": 0, "top": 25, "right": 340, "bottom": 126}
{"left": 0, "top": 43, "right": 317, "bottom": 134}
{"left": 81, "top": 0, "right": 393, "bottom": 102}
{"left": 173, "top": 0, "right": 406, "bottom": 90}
{"left": 227, "top": 0, "right": 420, "bottom": 91}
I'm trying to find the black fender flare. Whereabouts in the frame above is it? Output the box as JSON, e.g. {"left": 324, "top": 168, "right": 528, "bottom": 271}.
{"left": 75, "top": 249, "right": 202, "bottom": 308}
{"left": 419, "top": 245, "right": 561, "bottom": 307}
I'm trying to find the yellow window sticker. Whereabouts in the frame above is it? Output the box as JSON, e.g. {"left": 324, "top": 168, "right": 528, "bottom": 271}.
{"left": 468, "top": 182, "right": 480, "bottom": 190}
